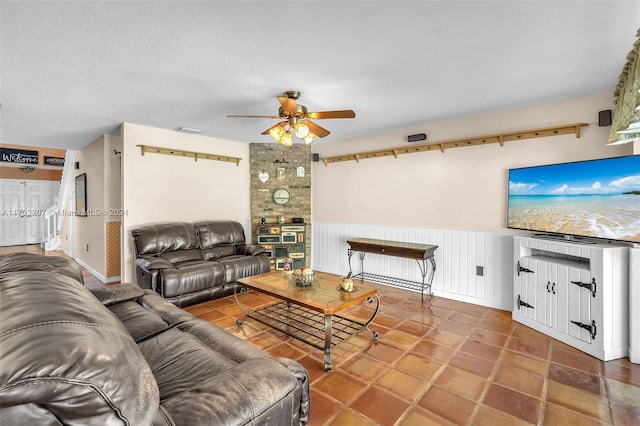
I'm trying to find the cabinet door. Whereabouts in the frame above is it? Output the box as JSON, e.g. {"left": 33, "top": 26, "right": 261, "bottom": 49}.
{"left": 517, "top": 257, "right": 542, "bottom": 323}
{"left": 533, "top": 259, "right": 550, "bottom": 326}
{"left": 567, "top": 268, "right": 594, "bottom": 343}
{"left": 552, "top": 263, "right": 571, "bottom": 333}
{"left": 544, "top": 262, "right": 559, "bottom": 328}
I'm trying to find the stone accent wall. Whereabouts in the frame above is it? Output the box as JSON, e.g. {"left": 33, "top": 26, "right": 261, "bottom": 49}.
{"left": 250, "top": 143, "right": 312, "bottom": 265}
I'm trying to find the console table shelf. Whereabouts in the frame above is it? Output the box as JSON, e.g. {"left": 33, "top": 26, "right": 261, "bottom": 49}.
{"left": 347, "top": 238, "right": 438, "bottom": 301}
{"left": 351, "top": 272, "right": 427, "bottom": 294}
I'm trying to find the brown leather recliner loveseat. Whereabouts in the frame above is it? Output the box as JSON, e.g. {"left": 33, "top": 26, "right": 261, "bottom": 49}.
{"left": 132, "top": 220, "right": 270, "bottom": 307}
{"left": 0, "top": 253, "right": 310, "bottom": 425}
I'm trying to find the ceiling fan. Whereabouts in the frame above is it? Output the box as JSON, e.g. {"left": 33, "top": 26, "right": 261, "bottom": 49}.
{"left": 227, "top": 91, "right": 356, "bottom": 145}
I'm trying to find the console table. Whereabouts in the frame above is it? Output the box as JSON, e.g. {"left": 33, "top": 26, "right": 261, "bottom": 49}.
{"left": 347, "top": 238, "right": 438, "bottom": 301}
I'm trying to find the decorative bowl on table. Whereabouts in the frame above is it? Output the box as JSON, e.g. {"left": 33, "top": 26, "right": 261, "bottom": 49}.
{"left": 292, "top": 268, "right": 314, "bottom": 287}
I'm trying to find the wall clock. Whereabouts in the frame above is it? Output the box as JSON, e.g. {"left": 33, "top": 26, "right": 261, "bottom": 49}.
{"left": 273, "top": 188, "right": 290, "bottom": 204}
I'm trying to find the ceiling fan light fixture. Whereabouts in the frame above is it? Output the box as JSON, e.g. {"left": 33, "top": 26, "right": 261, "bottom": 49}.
{"left": 269, "top": 125, "right": 285, "bottom": 142}
{"left": 303, "top": 133, "right": 317, "bottom": 144}
{"left": 228, "top": 91, "right": 355, "bottom": 144}
{"left": 294, "top": 122, "right": 310, "bottom": 138}
{"left": 280, "top": 130, "right": 293, "bottom": 146}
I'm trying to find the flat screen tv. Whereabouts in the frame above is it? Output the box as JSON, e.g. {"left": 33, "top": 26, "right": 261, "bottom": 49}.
{"left": 507, "top": 155, "right": 640, "bottom": 243}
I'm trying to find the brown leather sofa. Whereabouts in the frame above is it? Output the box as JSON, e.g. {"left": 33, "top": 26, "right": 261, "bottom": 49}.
{"left": 132, "top": 220, "right": 270, "bottom": 307}
{"left": 0, "top": 253, "right": 310, "bottom": 425}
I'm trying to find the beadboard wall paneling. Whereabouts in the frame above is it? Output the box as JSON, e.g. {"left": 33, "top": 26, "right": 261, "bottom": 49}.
{"left": 312, "top": 223, "right": 514, "bottom": 310}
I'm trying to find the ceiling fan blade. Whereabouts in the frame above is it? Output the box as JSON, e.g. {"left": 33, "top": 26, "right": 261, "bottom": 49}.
{"left": 278, "top": 96, "right": 298, "bottom": 114}
{"left": 305, "top": 120, "right": 331, "bottom": 138}
{"left": 227, "top": 114, "right": 281, "bottom": 119}
{"left": 306, "top": 110, "right": 356, "bottom": 120}
{"left": 261, "top": 121, "right": 288, "bottom": 135}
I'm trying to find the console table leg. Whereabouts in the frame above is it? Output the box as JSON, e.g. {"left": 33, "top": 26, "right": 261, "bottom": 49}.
{"left": 324, "top": 314, "right": 333, "bottom": 371}
{"left": 415, "top": 256, "right": 437, "bottom": 301}
{"left": 359, "top": 252, "right": 366, "bottom": 277}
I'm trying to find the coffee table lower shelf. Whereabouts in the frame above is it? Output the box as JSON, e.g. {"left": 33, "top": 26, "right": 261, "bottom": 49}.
{"left": 235, "top": 298, "right": 379, "bottom": 371}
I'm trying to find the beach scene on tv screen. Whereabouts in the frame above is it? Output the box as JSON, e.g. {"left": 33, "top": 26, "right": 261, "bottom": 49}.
{"left": 508, "top": 156, "right": 640, "bottom": 243}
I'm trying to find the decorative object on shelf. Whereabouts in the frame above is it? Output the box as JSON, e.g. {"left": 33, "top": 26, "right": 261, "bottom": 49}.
{"left": 282, "top": 257, "right": 293, "bottom": 274}
{"left": 258, "top": 171, "right": 269, "bottom": 183}
{"left": 276, "top": 167, "right": 286, "bottom": 179}
{"left": 321, "top": 123, "right": 588, "bottom": 165}
{"left": 273, "top": 158, "right": 289, "bottom": 164}
{"left": 296, "top": 166, "right": 305, "bottom": 177}
{"left": 260, "top": 217, "right": 266, "bottom": 225}
{"left": 292, "top": 267, "right": 314, "bottom": 286}
{"left": 273, "top": 189, "right": 290, "bottom": 205}
{"left": 227, "top": 90, "right": 356, "bottom": 146}
{"left": 136, "top": 144, "right": 241, "bottom": 165}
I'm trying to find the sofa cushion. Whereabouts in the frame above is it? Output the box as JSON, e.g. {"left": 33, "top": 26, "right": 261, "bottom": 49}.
{"left": 218, "top": 255, "right": 271, "bottom": 283}
{"left": 159, "top": 260, "right": 225, "bottom": 298}
{"left": 201, "top": 245, "right": 235, "bottom": 261}
{"left": 195, "top": 220, "right": 246, "bottom": 248}
{"left": 129, "top": 291, "right": 304, "bottom": 425}
{"left": 159, "top": 248, "right": 203, "bottom": 264}
{"left": 0, "top": 272, "right": 159, "bottom": 425}
{"left": 131, "top": 222, "right": 199, "bottom": 256}
{"left": 0, "top": 252, "right": 84, "bottom": 284}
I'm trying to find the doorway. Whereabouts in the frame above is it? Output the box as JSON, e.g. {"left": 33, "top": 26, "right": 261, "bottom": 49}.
{"left": 0, "top": 179, "right": 60, "bottom": 246}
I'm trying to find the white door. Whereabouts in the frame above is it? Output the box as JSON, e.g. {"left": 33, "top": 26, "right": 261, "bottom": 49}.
{"left": 0, "top": 179, "right": 60, "bottom": 246}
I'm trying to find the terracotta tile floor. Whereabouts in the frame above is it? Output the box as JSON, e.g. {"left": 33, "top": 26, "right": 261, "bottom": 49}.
{"left": 10, "top": 245, "right": 640, "bottom": 425}
{"left": 184, "top": 286, "right": 640, "bottom": 426}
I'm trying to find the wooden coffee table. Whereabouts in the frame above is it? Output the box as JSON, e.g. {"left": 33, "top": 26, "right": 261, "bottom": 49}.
{"left": 235, "top": 270, "right": 380, "bottom": 371}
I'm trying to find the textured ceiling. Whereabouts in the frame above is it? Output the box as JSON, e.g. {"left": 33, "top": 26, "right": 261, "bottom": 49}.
{"left": 1, "top": 1, "right": 638, "bottom": 151}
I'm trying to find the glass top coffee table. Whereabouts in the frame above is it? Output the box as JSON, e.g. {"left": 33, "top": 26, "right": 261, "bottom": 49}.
{"left": 235, "top": 270, "right": 380, "bottom": 371}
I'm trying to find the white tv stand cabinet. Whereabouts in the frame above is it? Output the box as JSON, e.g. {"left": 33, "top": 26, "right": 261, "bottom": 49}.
{"left": 512, "top": 235, "right": 629, "bottom": 361}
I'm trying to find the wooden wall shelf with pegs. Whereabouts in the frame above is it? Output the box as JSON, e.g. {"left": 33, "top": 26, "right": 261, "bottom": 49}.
{"left": 321, "top": 123, "right": 588, "bottom": 165}
{"left": 136, "top": 145, "right": 242, "bottom": 165}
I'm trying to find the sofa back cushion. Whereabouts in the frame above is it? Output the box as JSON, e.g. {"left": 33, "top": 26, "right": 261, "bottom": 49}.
{"left": 195, "top": 221, "right": 247, "bottom": 260}
{"left": 131, "top": 222, "right": 200, "bottom": 256}
{"left": 0, "top": 252, "right": 84, "bottom": 284}
{"left": 195, "top": 221, "right": 246, "bottom": 248}
{"left": 0, "top": 271, "right": 159, "bottom": 425}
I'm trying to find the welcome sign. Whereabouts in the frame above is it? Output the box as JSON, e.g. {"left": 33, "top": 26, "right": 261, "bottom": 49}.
{"left": 0, "top": 148, "right": 39, "bottom": 164}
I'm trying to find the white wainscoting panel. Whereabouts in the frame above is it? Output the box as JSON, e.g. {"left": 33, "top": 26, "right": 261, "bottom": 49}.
{"left": 312, "top": 223, "right": 514, "bottom": 310}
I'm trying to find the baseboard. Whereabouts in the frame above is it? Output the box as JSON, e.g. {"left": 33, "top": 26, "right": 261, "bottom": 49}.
{"left": 432, "top": 290, "right": 512, "bottom": 311}
{"left": 74, "top": 257, "right": 109, "bottom": 284}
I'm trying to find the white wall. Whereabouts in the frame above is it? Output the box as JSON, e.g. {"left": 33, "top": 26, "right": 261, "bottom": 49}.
{"left": 311, "top": 93, "right": 634, "bottom": 309}
{"left": 121, "top": 123, "right": 251, "bottom": 282}
{"left": 74, "top": 135, "right": 106, "bottom": 277}
{"left": 312, "top": 93, "right": 632, "bottom": 231}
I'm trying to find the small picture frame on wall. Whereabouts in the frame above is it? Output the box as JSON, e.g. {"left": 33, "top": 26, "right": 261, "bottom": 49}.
{"left": 276, "top": 167, "right": 286, "bottom": 180}
{"left": 75, "top": 173, "right": 87, "bottom": 217}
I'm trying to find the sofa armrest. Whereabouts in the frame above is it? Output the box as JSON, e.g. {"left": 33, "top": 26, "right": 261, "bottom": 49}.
{"left": 90, "top": 284, "right": 145, "bottom": 306}
{"left": 137, "top": 256, "right": 174, "bottom": 270}
{"left": 277, "top": 357, "right": 310, "bottom": 425}
{"left": 159, "top": 358, "right": 304, "bottom": 425}
{"left": 236, "top": 244, "right": 265, "bottom": 256}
